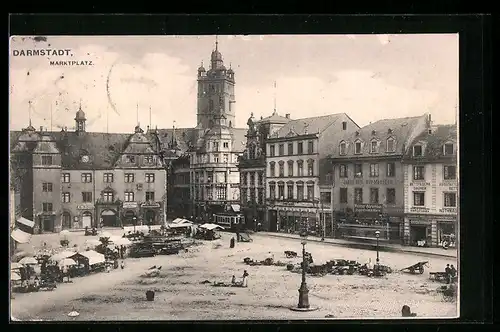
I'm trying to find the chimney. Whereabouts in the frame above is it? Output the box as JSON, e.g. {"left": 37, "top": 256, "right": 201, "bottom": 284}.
{"left": 285, "top": 113, "right": 290, "bottom": 119}
{"left": 39, "top": 126, "right": 43, "bottom": 132}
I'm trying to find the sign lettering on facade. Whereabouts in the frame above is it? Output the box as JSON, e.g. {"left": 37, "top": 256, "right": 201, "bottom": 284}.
{"left": 410, "top": 206, "right": 430, "bottom": 213}
{"left": 413, "top": 186, "right": 428, "bottom": 191}
{"left": 77, "top": 204, "right": 93, "bottom": 210}
{"left": 123, "top": 202, "right": 138, "bottom": 208}
{"left": 410, "top": 182, "right": 431, "bottom": 187}
{"left": 354, "top": 204, "right": 383, "bottom": 213}
{"left": 439, "top": 207, "right": 457, "bottom": 214}
{"left": 141, "top": 202, "right": 161, "bottom": 208}
{"left": 341, "top": 179, "right": 395, "bottom": 186}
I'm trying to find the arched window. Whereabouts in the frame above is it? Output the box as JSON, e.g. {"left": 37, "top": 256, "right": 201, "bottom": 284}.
{"left": 354, "top": 140, "right": 363, "bottom": 154}
{"left": 339, "top": 141, "right": 347, "bottom": 155}
{"left": 370, "top": 140, "right": 379, "bottom": 153}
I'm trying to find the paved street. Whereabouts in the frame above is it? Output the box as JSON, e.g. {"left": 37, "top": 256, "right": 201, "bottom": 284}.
{"left": 11, "top": 231, "right": 457, "bottom": 321}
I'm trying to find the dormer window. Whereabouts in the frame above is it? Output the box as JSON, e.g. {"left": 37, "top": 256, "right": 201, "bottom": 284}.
{"left": 354, "top": 141, "right": 362, "bottom": 154}
{"left": 443, "top": 143, "right": 454, "bottom": 155}
{"left": 370, "top": 140, "right": 378, "bottom": 153}
{"left": 371, "top": 130, "right": 377, "bottom": 136}
{"left": 413, "top": 145, "right": 423, "bottom": 157}
{"left": 386, "top": 137, "right": 395, "bottom": 153}
{"left": 339, "top": 141, "right": 347, "bottom": 155}
{"left": 144, "top": 155, "right": 154, "bottom": 164}
{"left": 387, "top": 128, "right": 393, "bottom": 134}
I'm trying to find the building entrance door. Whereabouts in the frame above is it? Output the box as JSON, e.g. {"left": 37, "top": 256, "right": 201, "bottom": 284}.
{"left": 410, "top": 225, "right": 427, "bottom": 245}
{"left": 101, "top": 209, "right": 117, "bottom": 227}
{"left": 82, "top": 212, "right": 92, "bottom": 228}
{"left": 42, "top": 216, "right": 54, "bottom": 232}
{"left": 144, "top": 210, "right": 156, "bottom": 225}
{"left": 268, "top": 210, "right": 277, "bottom": 232}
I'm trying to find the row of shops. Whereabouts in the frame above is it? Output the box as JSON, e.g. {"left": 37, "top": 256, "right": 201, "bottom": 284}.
{"left": 32, "top": 201, "right": 165, "bottom": 234}
{"left": 251, "top": 202, "right": 457, "bottom": 248}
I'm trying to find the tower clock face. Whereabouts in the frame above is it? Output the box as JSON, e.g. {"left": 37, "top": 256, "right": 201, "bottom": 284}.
{"left": 81, "top": 155, "right": 90, "bottom": 163}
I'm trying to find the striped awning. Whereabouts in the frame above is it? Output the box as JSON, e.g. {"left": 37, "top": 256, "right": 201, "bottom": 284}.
{"left": 11, "top": 228, "right": 32, "bottom": 244}
{"left": 17, "top": 217, "right": 35, "bottom": 228}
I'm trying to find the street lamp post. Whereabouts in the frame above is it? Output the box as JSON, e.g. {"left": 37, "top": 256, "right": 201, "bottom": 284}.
{"left": 375, "top": 230, "right": 380, "bottom": 265}
{"left": 290, "top": 223, "right": 318, "bottom": 312}
{"left": 133, "top": 217, "right": 137, "bottom": 233}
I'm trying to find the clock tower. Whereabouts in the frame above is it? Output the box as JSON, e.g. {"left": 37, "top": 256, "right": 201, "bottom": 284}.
{"left": 196, "top": 38, "right": 236, "bottom": 129}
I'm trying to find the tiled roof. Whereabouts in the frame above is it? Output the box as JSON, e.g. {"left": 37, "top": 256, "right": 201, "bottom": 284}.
{"left": 273, "top": 113, "right": 344, "bottom": 139}
{"left": 256, "top": 111, "right": 291, "bottom": 124}
{"left": 329, "top": 114, "right": 429, "bottom": 158}
{"left": 403, "top": 124, "right": 457, "bottom": 162}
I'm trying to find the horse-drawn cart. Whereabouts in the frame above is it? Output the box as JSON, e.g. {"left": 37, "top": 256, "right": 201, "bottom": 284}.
{"left": 400, "top": 261, "right": 428, "bottom": 274}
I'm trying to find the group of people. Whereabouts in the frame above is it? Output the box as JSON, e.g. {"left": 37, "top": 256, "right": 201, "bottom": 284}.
{"left": 444, "top": 264, "right": 457, "bottom": 283}
{"left": 230, "top": 270, "right": 249, "bottom": 287}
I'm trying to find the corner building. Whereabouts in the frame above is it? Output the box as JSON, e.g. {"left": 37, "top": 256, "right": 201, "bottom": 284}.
{"left": 10, "top": 109, "right": 167, "bottom": 233}
{"left": 402, "top": 124, "right": 458, "bottom": 247}
{"left": 265, "top": 113, "right": 359, "bottom": 234}
{"left": 328, "top": 114, "right": 430, "bottom": 243}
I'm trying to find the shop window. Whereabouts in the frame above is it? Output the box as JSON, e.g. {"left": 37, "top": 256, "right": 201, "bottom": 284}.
{"left": 413, "top": 192, "right": 425, "bottom": 206}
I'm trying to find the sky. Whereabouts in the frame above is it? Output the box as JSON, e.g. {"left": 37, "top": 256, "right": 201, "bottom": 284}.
{"left": 9, "top": 34, "right": 458, "bottom": 133}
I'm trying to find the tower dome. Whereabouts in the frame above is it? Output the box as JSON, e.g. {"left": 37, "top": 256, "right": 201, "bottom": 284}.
{"left": 198, "top": 61, "right": 206, "bottom": 72}
{"left": 75, "top": 108, "right": 86, "bottom": 120}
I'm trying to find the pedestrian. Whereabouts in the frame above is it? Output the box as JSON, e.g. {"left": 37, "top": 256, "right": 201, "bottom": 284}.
{"left": 230, "top": 237, "right": 235, "bottom": 248}
{"left": 120, "top": 260, "right": 125, "bottom": 270}
{"left": 62, "top": 264, "right": 69, "bottom": 282}
{"left": 236, "top": 230, "right": 240, "bottom": 242}
{"left": 242, "top": 270, "right": 249, "bottom": 287}
{"left": 231, "top": 275, "right": 236, "bottom": 285}
{"left": 450, "top": 264, "right": 457, "bottom": 282}
{"left": 445, "top": 264, "right": 451, "bottom": 284}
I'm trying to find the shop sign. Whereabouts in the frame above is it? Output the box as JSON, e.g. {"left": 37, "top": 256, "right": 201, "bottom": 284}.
{"left": 410, "top": 182, "right": 431, "bottom": 187}
{"left": 77, "top": 204, "right": 93, "bottom": 210}
{"left": 409, "top": 207, "right": 430, "bottom": 213}
{"left": 141, "top": 202, "right": 161, "bottom": 208}
{"left": 341, "top": 179, "right": 395, "bottom": 186}
{"left": 439, "top": 207, "right": 457, "bottom": 214}
{"left": 354, "top": 204, "right": 383, "bottom": 213}
{"left": 123, "top": 202, "right": 138, "bottom": 208}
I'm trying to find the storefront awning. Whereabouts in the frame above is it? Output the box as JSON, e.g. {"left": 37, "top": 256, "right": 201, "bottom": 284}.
{"left": 200, "top": 223, "right": 224, "bottom": 230}
{"left": 11, "top": 228, "right": 32, "bottom": 244}
{"left": 17, "top": 217, "right": 35, "bottom": 228}
{"left": 231, "top": 205, "right": 241, "bottom": 213}
{"left": 79, "top": 250, "right": 105, "bottom": 266}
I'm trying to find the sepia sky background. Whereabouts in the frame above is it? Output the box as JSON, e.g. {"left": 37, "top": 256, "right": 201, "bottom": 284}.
{"left": 9, "top": 34, "right": 458, "bottom": 133}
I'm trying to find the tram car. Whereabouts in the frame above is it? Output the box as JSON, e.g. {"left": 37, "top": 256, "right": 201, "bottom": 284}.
{"left": 213, "top": 213, "right": 244, "bottom": 231}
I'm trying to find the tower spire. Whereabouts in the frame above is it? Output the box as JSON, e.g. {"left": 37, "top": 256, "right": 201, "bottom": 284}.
{"left": 149, "top": 106, "right": 152, "bottom": 129}
{"left": 28, "top": 100, "right": 32, "bottom": 126}
{"left": 136, "top": 102, "right": 139, "bottom": 126}
{"left": 215, "top": 35, "right": 218, "bottom": 51}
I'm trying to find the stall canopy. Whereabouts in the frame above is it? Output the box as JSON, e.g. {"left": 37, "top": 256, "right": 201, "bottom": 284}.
{"left": 230, "top": 205, "right": 241, "bottom": 213}
{"left": 11, "top": 228, "right": 32, "bottom": 244}
{"left": 17, "top": 217, "right": 35, "bottom": 228}
{"left": 200, "top": 223, "right": 225, "bottom": 231}
{"left": 123, "top": 225, "right": 161, "bottom": 233}
{"left": 109, "top": 236, "right": 132, "bottom": 246}
{"left": 168, "top": 222, "right": 193, "bottom": 229}
{"left": 79, "top": 250, "right": 105, "bottom": 266}
{"left": 172, "top": 218, "right": 191, "bottom": 224}
{"left": 50, "top": 250, "right": 77, "bottom": 262}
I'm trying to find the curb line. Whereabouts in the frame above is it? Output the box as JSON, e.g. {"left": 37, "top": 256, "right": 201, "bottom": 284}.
{"left": 254, "top": 233, "right": 457, "bottom": 259}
